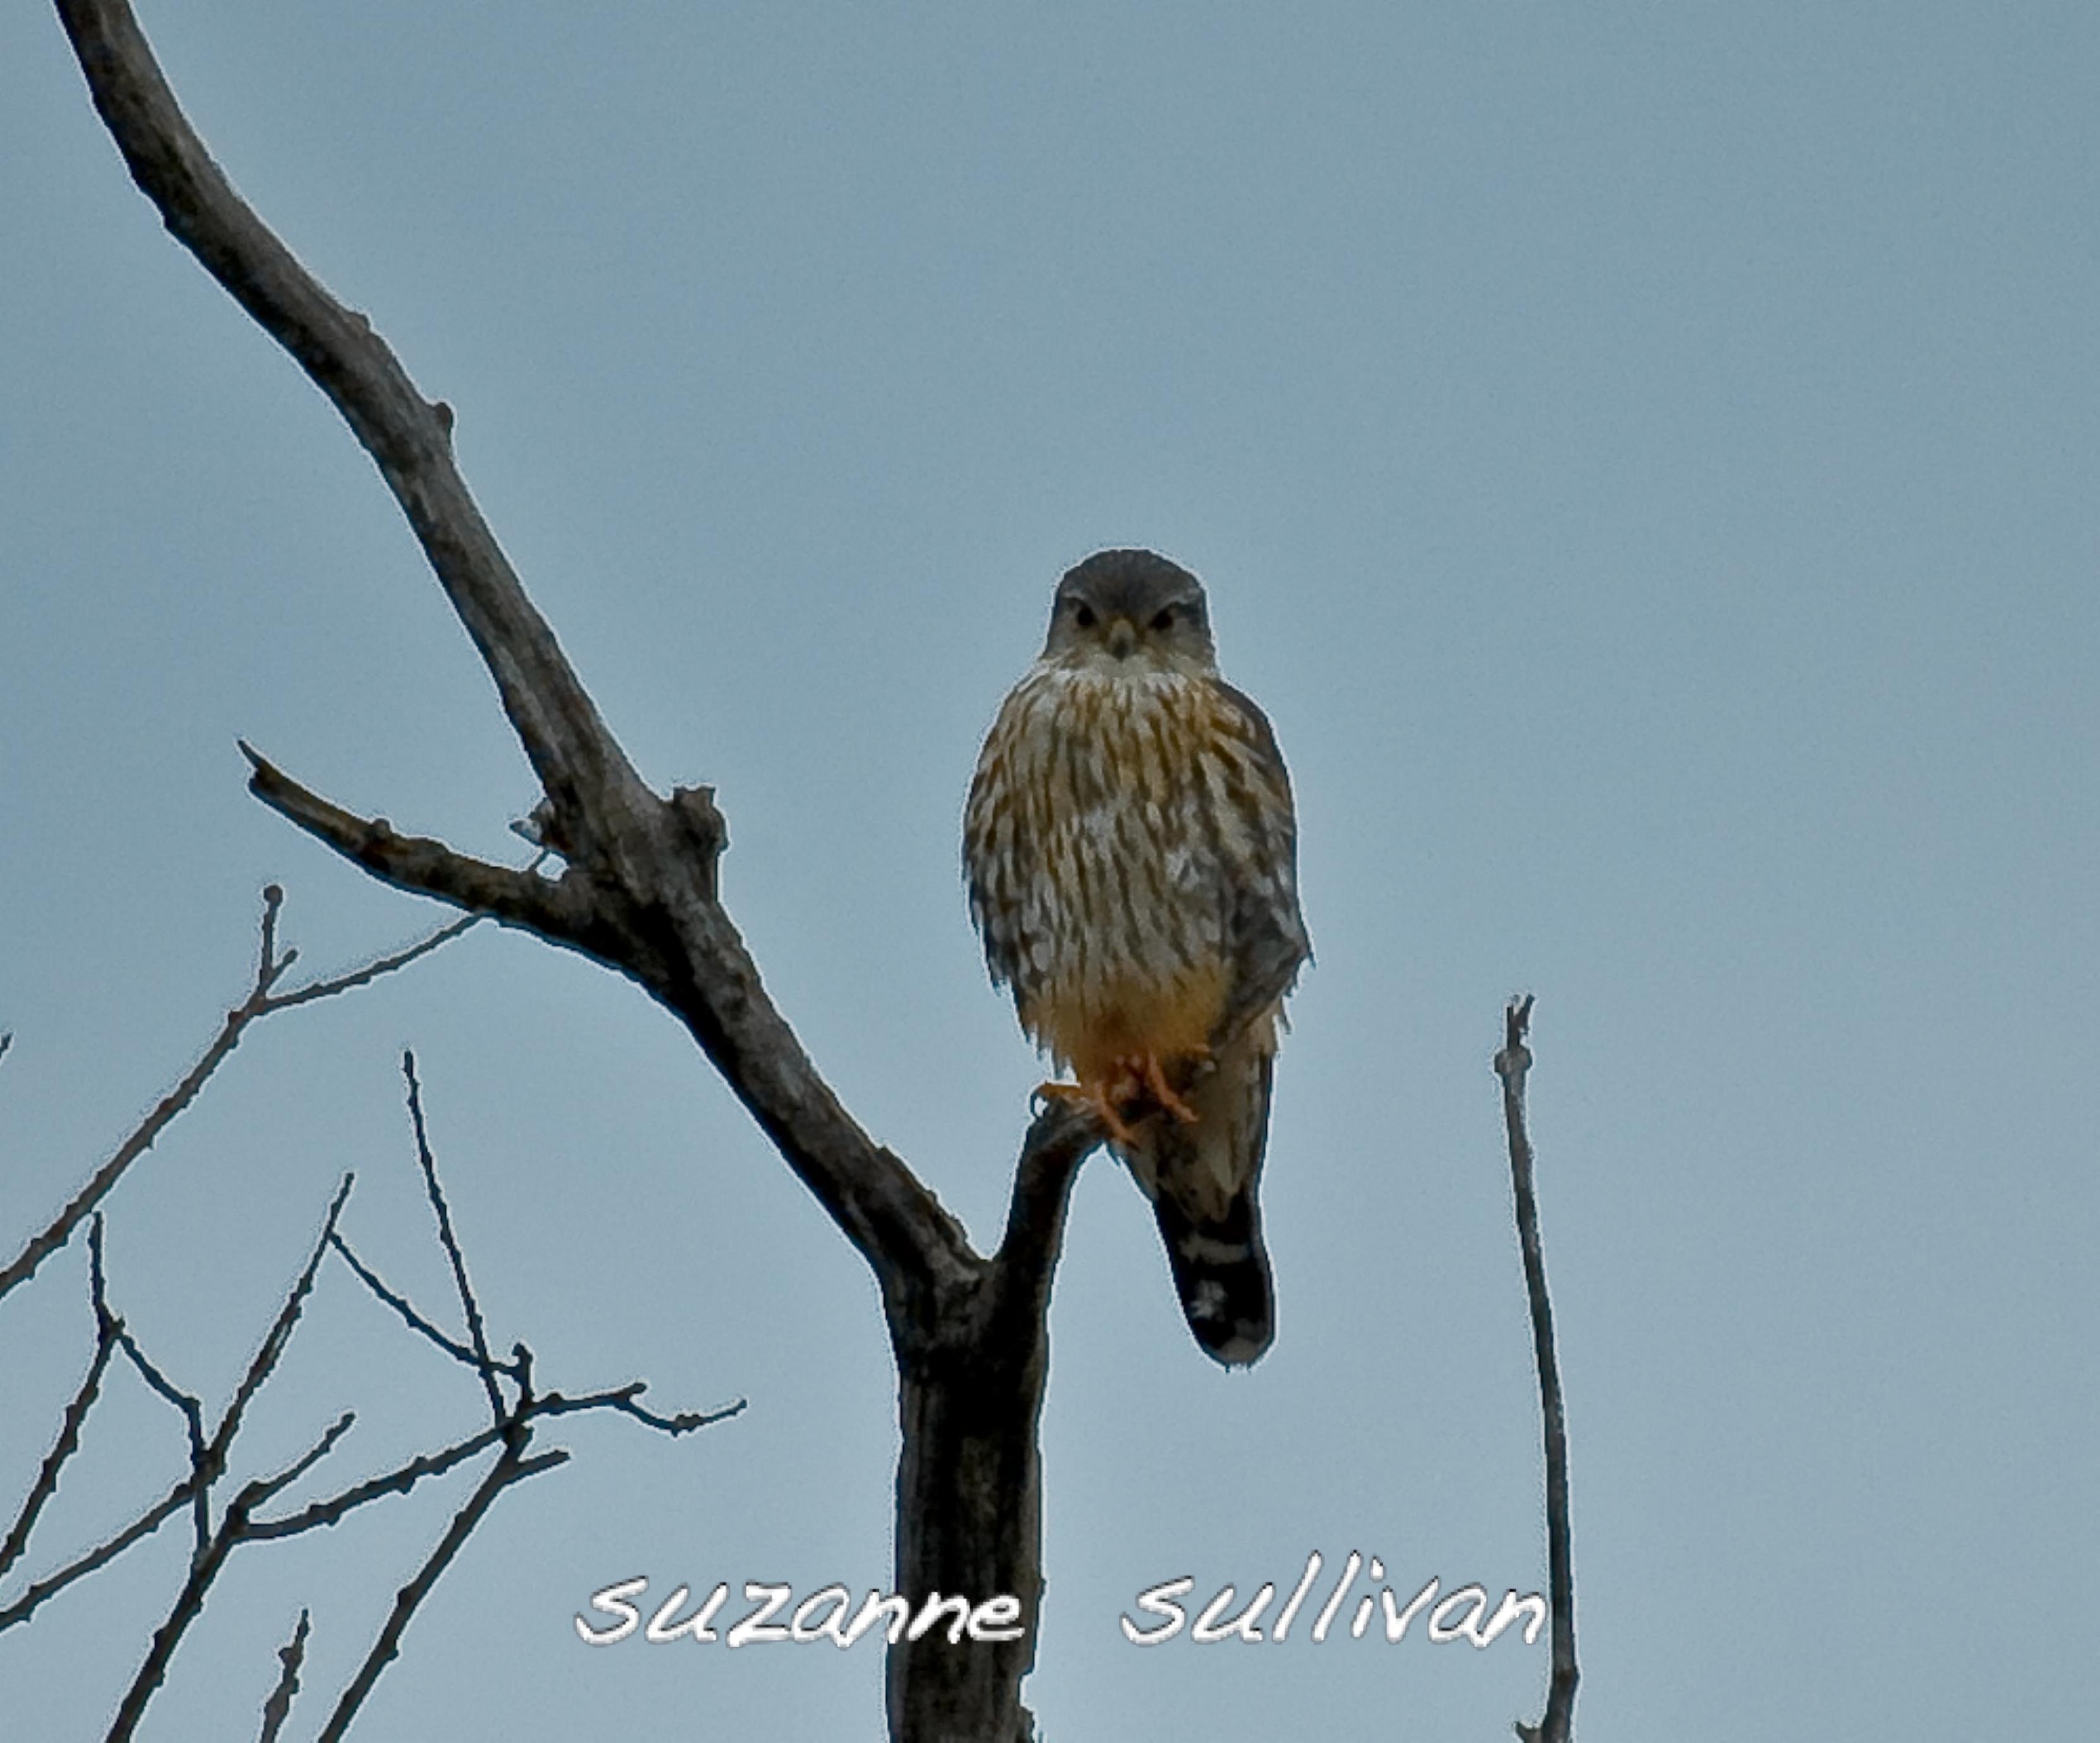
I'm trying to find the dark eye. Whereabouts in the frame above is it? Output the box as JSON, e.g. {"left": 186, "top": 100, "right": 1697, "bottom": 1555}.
{"left": 1074, "top": 603, "right": 1097, "bottom": 628}
{"left": 1149, "top": 608, "right": 1175, "bottom": 632}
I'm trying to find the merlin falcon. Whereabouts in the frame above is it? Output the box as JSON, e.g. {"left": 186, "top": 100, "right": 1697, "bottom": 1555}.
{"left": 964, "top": 549, "right": 1311, "bottom": 1365}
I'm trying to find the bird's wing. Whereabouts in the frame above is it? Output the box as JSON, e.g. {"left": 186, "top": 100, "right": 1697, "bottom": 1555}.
{"left": 1209, "top": 680, "right": 1312, "bottom": 1048}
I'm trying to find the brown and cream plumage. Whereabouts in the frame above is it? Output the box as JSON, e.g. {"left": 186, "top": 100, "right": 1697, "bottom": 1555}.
{"left": 964, "top": 549, "right": 1310, "bottom": 1365}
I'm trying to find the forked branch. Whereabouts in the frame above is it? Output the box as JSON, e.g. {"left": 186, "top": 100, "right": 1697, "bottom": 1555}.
{"left": 57, "top": 0, "right": 985, "bottom": 1312}
{"left": 0, "top": 886, "right": 474, "bottom": 1306}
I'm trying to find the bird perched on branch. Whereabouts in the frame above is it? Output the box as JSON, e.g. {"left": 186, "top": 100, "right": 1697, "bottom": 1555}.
{"left": 965, "top": 549, "right": 1311, "bottom": 1365}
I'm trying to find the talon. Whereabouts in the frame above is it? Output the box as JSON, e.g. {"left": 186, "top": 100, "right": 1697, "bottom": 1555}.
{"left": 1035, "top": 1079, "right": 1141, "bottom": 1146}
{"left": 1133, "top": 1053, "right": 1201, "bottom": 1125}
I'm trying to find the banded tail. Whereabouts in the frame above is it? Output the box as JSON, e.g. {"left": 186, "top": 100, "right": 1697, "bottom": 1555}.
{"left": 1120, "top": 1026, "right": 1279, "bottom": 1367}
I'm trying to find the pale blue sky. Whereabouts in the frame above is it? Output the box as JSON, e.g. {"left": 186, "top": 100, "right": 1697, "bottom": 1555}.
{"left": 3, "top": 2, "right": 2095, "bottom": 1737}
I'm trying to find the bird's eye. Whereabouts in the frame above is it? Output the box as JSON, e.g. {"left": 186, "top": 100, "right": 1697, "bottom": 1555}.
{"left": 1074, "top": 604, "right": 1097, "bottom": 628}
{"left": 1149, "top": 608, "right": 1175, "bottom": 632}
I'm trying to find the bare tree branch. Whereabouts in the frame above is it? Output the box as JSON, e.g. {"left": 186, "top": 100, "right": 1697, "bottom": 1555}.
{"left": 241, "top": 1386, "right": 740, "bottom": 1545}
{"left": 0, "top": 886, "right": 467, "bottom": 1306}
{"left": 239, "top": 1423, "right": 512, "bottom": 1545}
{"left": 248, "top": 1413, "right": 357, "bottom": 1510}
{"left": 0, "top": 1479, "right": 193, "bottom": 1632}
{"left": 0, "top": 1230, "right": 123, "bottom": 1583}
{"left": 35, "top": 1065, "right": 739, "bottom": 1735}
{"left": 107, "top": 1482, "right": 255, "bottom": 1742}
{"left": 53, "top": 0, "right": 649, "bottom": 851}
{"left": 314, "top": 1430, "right": 568, "bottom": 1743}
{"left": 56, "top": 0, "right": 978, "bottom": 1312}
{"left": 327, "top": 1231, "right": 523, "bottom": 1380}
{"left": 1499, "top": 997, "right": 1578, "bottom": 1743}
{"left": 264, "top": 913, "right": 480, "bottom": 1012}
{"left": 0, "top": 894, "right": 286, "bottom": 1305}
{"left": 985, "top": 1099, "right": 1101, "bottom": 1350}
{"left": 400, "top": 1051, "right": 503, "bottom": 1421}
{"left": 194, "top": 1176, "right": 356, "bottom": 1517}
{"left": 240, "top": 745, "right": 590, "bottom": 937}
{"left": 255, "top": 1609, "right": 309, "bottom": 1743}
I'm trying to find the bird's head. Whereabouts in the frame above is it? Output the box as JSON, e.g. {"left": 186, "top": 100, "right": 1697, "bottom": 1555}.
{"left": 1041, "top": 548, "right": 1216, "bottom": 674}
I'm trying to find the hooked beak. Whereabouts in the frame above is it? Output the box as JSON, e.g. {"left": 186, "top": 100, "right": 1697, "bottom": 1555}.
{"left": 1105, "top": 617, "right": 1138, "bottom": 659}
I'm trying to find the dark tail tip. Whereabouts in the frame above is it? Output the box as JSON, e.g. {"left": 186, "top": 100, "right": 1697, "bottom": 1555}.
{"left": 1153, "top": 1191, "right": 1274, "bottom": 1367}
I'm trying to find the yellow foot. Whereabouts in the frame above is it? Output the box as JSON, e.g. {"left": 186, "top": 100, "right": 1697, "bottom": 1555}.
{"left": 1129, "top": 1051, "right": 1203, "bottom": 1125}
{"left": 1035, "top": 1079, "right": 1141, "bottom": 1146}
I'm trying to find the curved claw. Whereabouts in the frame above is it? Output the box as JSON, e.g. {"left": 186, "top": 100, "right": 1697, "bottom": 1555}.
{"left": 1132, "top": 1051, "right": 1203, "bottom": 1125}
{"left": 1035, "top": 1079, "right": 1141, "bottom": 1147}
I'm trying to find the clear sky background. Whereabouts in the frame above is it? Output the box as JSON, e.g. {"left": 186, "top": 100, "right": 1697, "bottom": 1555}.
{"left": 3, "top": 2, "right": 2094, "bottom": 1737}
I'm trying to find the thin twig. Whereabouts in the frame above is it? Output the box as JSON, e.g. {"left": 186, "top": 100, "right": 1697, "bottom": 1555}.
{"left": 1497, "top": 997, "right": 1578, "bottom": 1743}
{"left": 256, "top": 883, "right": 290, "bottom": 990}
{"left": 401, "top": 1051, "right": 503, "bottom": 1421}
{"left": 0, "top": 889, "right": 464, "bottom": 1305}
{"left": 241, "top": 1423, "right": 515, "bottom": 1543}
{"left": 248, "top": 1412, "right": 356, "bottom": 1508}
{"left": 0, "top": 895, "right": 282, "bottom": 1305}
{"left": 263, "top": 913, "right": 480, "bottom": 1012}
{"left": 314, "top": 1431, "right": 568, "bottom": 1743}
{"left": 95, "top": 1220, "right": 213, "bottom": 1555}
{"left": 0, "top": 1234, "right": 123, "bottom": 1582}
{"left": 575, "top": 1384, "right": 747, "bottom": 1437}
{"left": 243, "top": 1385, "right": 738, "bottom": 1543}
{"left": 328, "top": 1231, "right": 522, "bottom": 1379}
{"left": 113, "top": 1323, "right": 208, "bottom": 1466}
{"left": 0, "top": 1480, "right": 193, "bottom": 1632}
{"left": 193, "top": 1177, "right": 356, "bottom": 1526}
{"left": 255, "top": 1609, "right": 309, "bottom": 1743}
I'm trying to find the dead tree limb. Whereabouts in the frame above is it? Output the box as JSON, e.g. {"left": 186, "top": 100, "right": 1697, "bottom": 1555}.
{"left": 3, "top": 1043, "right": 740, "bottom": 1739}
{"left": 1497, "top": 997, "right": 1578, "bottom": 1743}
{"left": 0, "top": 886, "right": 476, "bottom": 1306}
{"left": 54, "top": 5, "right": 1101, "bottom": 1736}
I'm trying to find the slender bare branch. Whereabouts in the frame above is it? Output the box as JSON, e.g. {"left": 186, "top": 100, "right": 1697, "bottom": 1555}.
{"left": 241, "top": 1423, "right": 510, "bottom": 1544}
{"left": 197, "top": 1177, "right": 355, "bottom": 1505}
{"left": 248, "top": 1412, "right": 357, "bottom": 1509}
{"left": 256, "top": 882, "right": 289, "bottom": 987}
{"left": 263, "top": 912, "right": 481, "bottom": 1012}
{"left": 1498, "top": 997, "right": 1578, "bottom": 1743}
{"left": 315, "top": 1432, "right": 567, "bottom": 1743}
{"left": 105, "top": 1488, "right": 248, "bottom": 1742}
{"left": 244, "top": 1384, "right": 737, "bottom": 1547}
{"left": 95, "top": 1219, "right": 214, "bottom": 1551}
{"left": 255, "top": 1609, "right": 310, "bottom": 1743}
{"left": 327, "top": 1231, "right": 522, "bottom": 1380}
{"left": 0, "top": 929, "right": 273, "bottom": 1303}
{"left": 400, "top": 1051, "right": 503, "bottom": 1421}
{"left": 0, "top": 1478, "right": 193, "bottom": 1632}
{"left": 113, "top": 1322, "right": 207, "bottom": 1442}
{"left": 569, "top": 1384, "right": 747, "bottom": 1437}
{"left": 0, "top": 1269, "right": 121, "bottom": 1583}
{"left": 0, "top": 885, "right": 464, "bottom": 1305}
